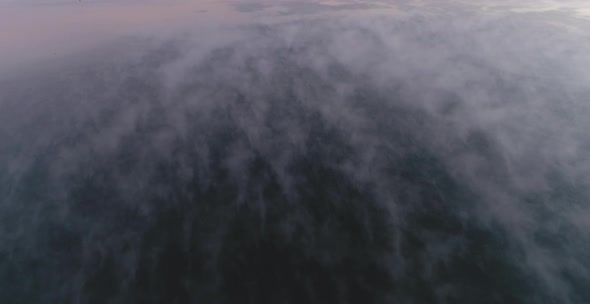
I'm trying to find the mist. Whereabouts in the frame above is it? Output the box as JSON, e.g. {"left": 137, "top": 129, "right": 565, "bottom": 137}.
{"left": 1, "top": 1, "right": 590, "bottom": 303}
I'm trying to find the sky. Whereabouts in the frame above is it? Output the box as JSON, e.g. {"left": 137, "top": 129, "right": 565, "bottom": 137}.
{"left": 1, "top": 0, "right": 589, "bottom": 74}
{"left": 0, "top": 1, "right": 240, "bottom": 74}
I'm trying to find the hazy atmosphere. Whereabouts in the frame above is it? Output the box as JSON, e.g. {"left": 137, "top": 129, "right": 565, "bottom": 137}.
{"left": 1, "top": 1, "right": 590, "bottom": 303}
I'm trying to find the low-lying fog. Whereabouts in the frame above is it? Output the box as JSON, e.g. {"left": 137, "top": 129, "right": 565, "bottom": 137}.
{"left": 1, "top": 1, "right": 590, "bottom": 303}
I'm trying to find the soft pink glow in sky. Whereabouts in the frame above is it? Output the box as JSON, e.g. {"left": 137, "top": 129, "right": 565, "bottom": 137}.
{"left": 0, "top": 1, "right": 239, "bottom": 73}
{"left": 2, "top": 0, "right": 589, "bottom": 75}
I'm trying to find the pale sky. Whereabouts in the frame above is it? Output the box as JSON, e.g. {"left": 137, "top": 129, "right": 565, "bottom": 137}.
{"left": 1, "top": 0, "right": 589, "bottom": 74}
{"left": 0, "top": 1, "right": 240, "bottom": 73}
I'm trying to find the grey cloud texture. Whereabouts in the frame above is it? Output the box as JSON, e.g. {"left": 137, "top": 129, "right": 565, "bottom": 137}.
{"left": 1, "top": 2, "right": 590, "bottom": 303}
